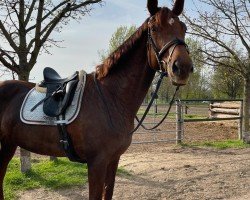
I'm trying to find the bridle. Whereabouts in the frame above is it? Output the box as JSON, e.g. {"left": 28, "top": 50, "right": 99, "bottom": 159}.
{"left": 147, "top": 17, "right": 189, "bottom": 74}
{"left": 131, "top": 17, "right": 190, "bottom": 134}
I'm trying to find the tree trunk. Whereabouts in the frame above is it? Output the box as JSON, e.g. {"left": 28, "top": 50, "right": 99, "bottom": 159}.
{"left": 243, "top": 77, "right": 250, "bottom": 143}
{"left": 18, "top": 71, "right": 32, "bottom": 172}
{"left": 20, "top": 148, "right": 31, "bottom": 173}
{"left": 18, "top": 72, "right": 30, "bottom": 82}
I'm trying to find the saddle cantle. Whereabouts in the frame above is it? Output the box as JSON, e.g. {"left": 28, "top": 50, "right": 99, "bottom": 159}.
{"left": 43, "top": 67, "right": 78, "bottom": 84}
{"left": 39, "top": 67, "right": 79, "bottom": 117}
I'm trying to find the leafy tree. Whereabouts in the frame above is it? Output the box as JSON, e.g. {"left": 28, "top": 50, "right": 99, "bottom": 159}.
{"left": 184, "top": 0, "right": 250, "bottom": 141}
{"left": 211, "top": 58, "right": 243, "bottom": 99}
{"left": 0, "top": 0, "right": 102, "bottom": 172}
{"left": 98, "top": 25, "right": 137, "bottom": 61}
{"left": 179, "top": 38, "right": 210, "bottom": 100}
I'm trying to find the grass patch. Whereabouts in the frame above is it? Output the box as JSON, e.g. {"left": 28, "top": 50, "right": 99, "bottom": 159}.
{"left": 184, "top": 114, "right": 207, "bottom": 120}
{"left": 117, "top": 167, "right": 132, "bottom": 177}
{"left": 4, "top": 158, "right": 88, "bottom": 200}
{"left": 181, "top": 140, "right": 250, "bottom": 149}
{"left": 137, "top": 111, "right": 176, "bottom": 117}
{"left": 4, "top": 158, "right": 131, "bottom": 200}
{"left": 137, "top": 111, "right": 206, "bottom": 120}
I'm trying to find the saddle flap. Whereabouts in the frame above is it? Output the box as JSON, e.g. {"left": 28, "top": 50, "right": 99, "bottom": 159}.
{"left": 43, "top": 83, "right": 62, "bottom": 117}
{"left": 43, "top": 79, "right": 79, "bottom": 117}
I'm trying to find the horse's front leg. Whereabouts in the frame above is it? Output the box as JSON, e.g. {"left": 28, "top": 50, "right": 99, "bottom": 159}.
{"left": 103, "top": 157, "right": 120, "bottom": 200}
{"left": 87, "top": 158, "right": 107, "bottom": 200}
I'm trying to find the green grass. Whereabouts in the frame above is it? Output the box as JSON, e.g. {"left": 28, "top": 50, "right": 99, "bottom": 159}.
{"left": 117, "top": 167, "right": 132, "bottom": 177}
{"left": 184, "top": 114, "right": 207, "bottom": 120}
{"left": 137, "top": 109, "right": 206, "bottom": 120}
{"left": 4, "top": 158, "right": 131, "bottom": 200}
{"left": 4, "top": 158, "right": 88, "bottom": 200}
{"left": 182, "top": 140, "right": 250, "bottom": 149}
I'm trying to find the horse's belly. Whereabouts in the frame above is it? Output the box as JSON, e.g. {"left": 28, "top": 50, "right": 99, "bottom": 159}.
{"left": 13, "top": 125, "right": 66, "bottom": 157}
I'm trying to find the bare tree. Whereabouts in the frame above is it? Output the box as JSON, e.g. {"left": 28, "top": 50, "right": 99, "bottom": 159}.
{"left": 0, "top": 0, "right": 102, "bottom": 80}
{"left": 184, "top": 0, "right": 250, "bottom": 141}
{"left": 0, "top": 0, "right": 102, "bottom": 172}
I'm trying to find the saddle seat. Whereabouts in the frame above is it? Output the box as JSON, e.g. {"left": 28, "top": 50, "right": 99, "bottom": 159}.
{"left": 43, "top": 67, "right": 78, "bottom": 84}
{"left": 39, "top": 67, "right": 79, "bottom": 117}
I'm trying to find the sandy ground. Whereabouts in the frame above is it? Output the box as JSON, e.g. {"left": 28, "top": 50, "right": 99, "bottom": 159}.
{"left": 18, "top": 144, "right": 250, "bottom": 200}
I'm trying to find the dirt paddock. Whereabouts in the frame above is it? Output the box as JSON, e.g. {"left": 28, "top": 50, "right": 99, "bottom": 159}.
{"left": 18, "top": 144, "right": 250, "bottom": 200}
{"left": 17, "top": 121, "right": 250, "bottom": 200}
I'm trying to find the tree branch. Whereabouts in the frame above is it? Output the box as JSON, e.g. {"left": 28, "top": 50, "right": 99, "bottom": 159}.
{"left": 0, "top": 20, "right": 18, "bottom": 51}
{"left": 0, "top": 49, "right": 18, "bottom": 72}
{"left": 26, "top": 1, "right": 69, "bottom": 33}
{"left": 24, "top": 0, "right": 36, "bottom": 27}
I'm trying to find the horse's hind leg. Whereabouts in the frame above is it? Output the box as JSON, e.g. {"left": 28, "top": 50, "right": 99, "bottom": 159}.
{"left": 0, "top": 141, "right": 17, "bottom": 200}
{"left": 103, "top": 157, "right": 120, "bottom": 200}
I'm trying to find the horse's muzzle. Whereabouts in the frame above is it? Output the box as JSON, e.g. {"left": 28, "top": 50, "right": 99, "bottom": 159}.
{"left": 166, "top": 60, "right": 193, "bottom": 86}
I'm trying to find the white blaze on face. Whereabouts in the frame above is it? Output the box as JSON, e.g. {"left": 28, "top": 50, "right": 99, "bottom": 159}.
{"left": 168, "top": 18, "right": 175, "bottom": 25}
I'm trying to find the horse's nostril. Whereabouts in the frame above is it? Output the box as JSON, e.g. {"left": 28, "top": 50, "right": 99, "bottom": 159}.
{"left": 190, "top": 65, "right": 194, "bottom": 73}
{"left": 172, "top": 61, "right": 180, "bottom": 75}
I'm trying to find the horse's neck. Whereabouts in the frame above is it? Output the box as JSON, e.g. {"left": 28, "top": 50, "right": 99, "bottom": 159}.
{"left": 101, "top": 33, "right": 156, "bottom": 120}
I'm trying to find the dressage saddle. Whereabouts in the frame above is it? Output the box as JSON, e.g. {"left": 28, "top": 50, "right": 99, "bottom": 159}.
{"left": 39, "top": 67, "right": 79, "bottom": 117}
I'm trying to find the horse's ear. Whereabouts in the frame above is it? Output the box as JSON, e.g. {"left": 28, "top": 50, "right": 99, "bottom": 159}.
{"left": 147, "top": 0, "right": 159, "bottom": 16}
{"left": 172, "top": 0, "right": 185, "bottom": 16}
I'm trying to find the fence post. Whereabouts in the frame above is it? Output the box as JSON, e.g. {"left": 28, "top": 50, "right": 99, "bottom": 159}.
{"left": 176, "top": 100, "right": 183, "bottom": 144}
{"left": 238, "top": 100, "right": 243, "bottom": 140}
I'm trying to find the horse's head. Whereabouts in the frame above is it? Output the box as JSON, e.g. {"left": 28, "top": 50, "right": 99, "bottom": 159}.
{"left": 147, "top": 0, "right": 193, "bottom": 86}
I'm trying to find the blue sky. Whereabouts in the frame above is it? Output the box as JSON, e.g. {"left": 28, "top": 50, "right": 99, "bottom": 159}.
{"left": 28, "top": 0, "right": 201, "bottom": 81}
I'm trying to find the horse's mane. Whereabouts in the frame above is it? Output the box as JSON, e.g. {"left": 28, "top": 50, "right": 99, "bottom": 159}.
{"left": 96, "top": 19, "right": 149, "bottom": 79}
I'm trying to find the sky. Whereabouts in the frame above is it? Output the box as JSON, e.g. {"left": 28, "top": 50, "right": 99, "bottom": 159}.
{"left": 2, "top": 0, "right": 204, "bottom": 81}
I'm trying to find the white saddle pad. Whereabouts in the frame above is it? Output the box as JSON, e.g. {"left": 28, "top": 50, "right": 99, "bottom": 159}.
{"left": 20, "top": 71, "right": 87, "bottom": 126}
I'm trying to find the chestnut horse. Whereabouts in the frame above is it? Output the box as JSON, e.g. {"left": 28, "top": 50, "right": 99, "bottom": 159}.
{"left": 0, "top": 0, "right": 193, "bottom": 199}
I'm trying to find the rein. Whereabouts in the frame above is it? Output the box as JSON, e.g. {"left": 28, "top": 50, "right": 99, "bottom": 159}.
{"left": 131, "top": 73, "right": 179, "bottom": 134}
